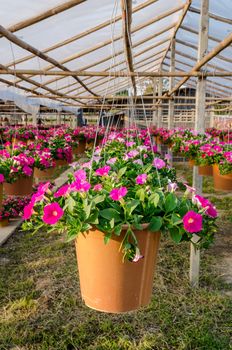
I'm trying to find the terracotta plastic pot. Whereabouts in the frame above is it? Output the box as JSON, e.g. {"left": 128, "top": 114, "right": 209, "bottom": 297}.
{"left": 77, "top": 140, "right": 86, "bottom": 154}
{"left": 213, "top": 164, "right": 232, "bottom": 191}
{"left": 34, "top": 167, "right": 55, "bottom": 181}
{"left": 156, "top": 136, "right": 162, "bottom": 145}
{"left": 0, "top": 218, "right": 9, "bottom": 227}
{"left": 198, "top": 165, "right": 213, "bottom": 176}
{"left": 0, "top": 184, "right": 3, "bottom": 210}
{"left": 55, "top": 159, "right": 68, "bottom": 167}
{"left": 4, "top": 176, "right": 34, "bottom": 196}
{"left": 75, "top": 226, "right": 161, "bottom": 313}
{"left": 188, "top": 159, "right": 196, "bottom": 167}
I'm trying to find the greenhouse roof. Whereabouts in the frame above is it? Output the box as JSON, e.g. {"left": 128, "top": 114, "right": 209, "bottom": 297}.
{"left": 0, "top": 0, "right": 231, "bottom": 108}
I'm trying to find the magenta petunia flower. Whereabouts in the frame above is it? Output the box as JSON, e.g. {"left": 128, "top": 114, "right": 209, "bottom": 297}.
{"left": 153, "top": 158, "right": 166, "bottom": 169}
{"left": 93, "top": 184, "right": 103, "bottom": 191}
{"left": 193, "top": 195, "right": 217, "bottom": 218}
{"left": 54, "top": 184, "right": 70, "bottom": 198}
{"left": 31, "top": 191, "right": 45, "bottom": 204}
{"left": 110, "top": 187, "right": 128, "bottom": 201}
{"left": 0, "top": 174, "right": 5, "bottom": 183}
{"left": 206, "top": 205, "right": 218, "bottom": 218}
{"left": 136, "top": 173, "right": 147, "bottom": 185}
{"left": 23, "top": 203, "right": 34, "bottom": 220}
{"left": 95, "top": 165, "right": 111, "bottom": 176}
{"left": 183, "top": 211, "right": 203, "bottom": 233}
{"left": 74, "top": 169, "right": 87, "bottom": 181}
{"left": 38, "top": 182, "right": 51, "bottom": 194}
{"left": 70, "top": 179, "right": 91, "bottom": 192}
{"left": 22, "top": 165, "right": 33, "bottom": 177}
{"left": 42, "top": 202, "right": 64, "bottom": 225}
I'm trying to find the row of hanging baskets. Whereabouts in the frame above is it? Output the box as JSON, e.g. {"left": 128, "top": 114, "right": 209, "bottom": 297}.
{"left": 188, "top": 161, "right": 232, "bottom": 191}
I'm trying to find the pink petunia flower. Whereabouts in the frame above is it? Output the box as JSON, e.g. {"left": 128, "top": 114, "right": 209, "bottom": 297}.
{"left": 42, "top": 202, "right": 64, "bottom": 225}
{"left": 110, "top": 187, "right": 128, "bottom": 201}
{"left": 106, "top": 157, "right": 117, "bottom": 165}
{"left": 54, "top": 184, "right": 70, "bottom": 198}
{"left": 153, "top": 158, "right": 166, "bottom": 169}
{"left": 74, "top": 169, "right": 87, "bottom": 181}
{"left": 95, "top": 165, "right": 111, "bottom": 177}
{"left": 183, "top": 211, "right": 203, "bottom": 233}
{"left": 23, "top": 203, "right": 34, "bottom": 220}
{"left": 93, "top": 184, "right": 103, "bottom": 191}
{"left": 136, "top": 174, "right": 147, "bottom": 185}
{"left": 167, "top": 182, "right": 178, "bottom": 192}
{"left": 193, "top": 195, "right": 217, "bottom": 218}
{"left": 22, "top": 165, "right": 33, "bottom": 177}
{"left": 0, "top": 174, "right": 5, "bottom": 183}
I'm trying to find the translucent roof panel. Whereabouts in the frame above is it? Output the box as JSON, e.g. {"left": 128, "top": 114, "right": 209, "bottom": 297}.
{"left": 0, "top": 0, "right": 231, "bottom": 105}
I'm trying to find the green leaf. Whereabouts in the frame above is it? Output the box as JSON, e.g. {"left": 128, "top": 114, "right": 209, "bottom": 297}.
{"left": 118, "top": 166, "right": 127, "bottom": 178}
{"left": 104, "top": 232, "right": 112, "bottom": 244}
{"left": 171, "top": 213, "right": 182, "bottom": 225}
{"left": 136, "top": 188, "right": 145, "bottom": 201}
{"left": 114, "top": 224, "right": 122, "bottom": 236}
{"left": 150, "top": 193, "right": 160, "bottom": 207}
{"left": 125, "top": 199, "right": 140, "bottom": 215}
{"left": 88, "top": 211, "right": 99, "bottom": 225}
{"left": 100, "top": 208, "right": 121, "bottom": 222}
{"left": 149, "top": 216, "right": 162, "bottom": 232}
{"left": 65, "top": 196, "right": 75, "bottom": 213}
{"left": 169, "top": 227, "right": 182, "bottom": 243}
{"left": 109, "top": 218, "right": 115, "bottom": 228}
{"left": 81, "top": 223, "right": 92, "bottom": 232}
{"left": 165, "top": 193, "right": 177, "bottom": 213}
{"left": 84, "top": 204, "right": 91, "bottom": 220}
{"left": 92, "top": 195, "right": 105, "bottom": 205}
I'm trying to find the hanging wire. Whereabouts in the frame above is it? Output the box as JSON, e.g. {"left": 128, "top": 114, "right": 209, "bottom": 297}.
{"left": 88, "top": 0, "right": 120, "bottom": 181}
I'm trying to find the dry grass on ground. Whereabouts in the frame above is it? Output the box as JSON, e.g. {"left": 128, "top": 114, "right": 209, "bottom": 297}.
{"left": 0, "top": 164, "right": 231, "bottom": 350}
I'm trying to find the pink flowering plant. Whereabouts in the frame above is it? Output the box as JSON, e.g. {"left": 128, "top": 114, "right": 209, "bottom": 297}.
{"left": 0, "top": 150, "right": 34, "bottom": 183}
{"left": 22, "top": 139, "right": 217, "bottom": 261}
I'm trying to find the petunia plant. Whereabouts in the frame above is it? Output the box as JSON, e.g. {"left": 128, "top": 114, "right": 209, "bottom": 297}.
{"left": 22, "top": 141, "right": 218, "bottom": 261}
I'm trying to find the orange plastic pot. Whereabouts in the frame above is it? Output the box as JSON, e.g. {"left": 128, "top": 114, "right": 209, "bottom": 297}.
{"left": 188, "top": 159, "right": 196, "bottom": 167}
{"left": 0, "top": 218, "right": 9, "bottom": 227}
{"left": 34, "top": 167, "right": 55, "bottom": 181}
{"left": 198, "top": 165, "right": 213, "bottom": 176}
{"left": 4, "top": 176, "right": 34, "bottom": 196}
{"left": 77, "top": 140, "right": 86, "bottom": 154}
{"left": 213, "top": 164, "right": 232, "bottom": 191}
{"left": 55, "top": 159, "right": 68, "bottom": 167}
{"left": 0, "top": 184, "right": 3, "bottom": 210}
{"left": 75, "top": 226, "right": 161, "bottom": 313}
{"left": 156, "top": 136, "right": 162, "bottom": 145}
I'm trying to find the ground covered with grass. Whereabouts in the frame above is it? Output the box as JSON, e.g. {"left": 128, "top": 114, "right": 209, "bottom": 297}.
{"left": 0, "top": 164, "right": 231, "bottom": 350}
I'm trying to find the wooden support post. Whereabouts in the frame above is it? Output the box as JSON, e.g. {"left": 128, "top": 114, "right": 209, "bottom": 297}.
{"left": 157, "top": 74, "right": 163, "bottom": 128}
{"left": 152, "top": 78, "right": 158, "bottom": 126}
{"left": 168, "top": 39, "right": 175, "bottom": 130}
{"left": 190, "top": 0, "right": 209, "bottom": 288}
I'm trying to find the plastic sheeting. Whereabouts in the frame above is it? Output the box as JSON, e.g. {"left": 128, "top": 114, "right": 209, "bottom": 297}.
{"left": 0, "top": 0, "right": 231, "bottom": 105}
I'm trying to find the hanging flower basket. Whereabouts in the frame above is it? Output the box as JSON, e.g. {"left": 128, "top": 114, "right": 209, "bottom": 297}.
{"left": 4, "top": 176, "right": 34, "bottom": 196}
{"left": 55, "top": 159, "right": 68, "bottom": 167}
{"left": 34, "top": 167, "right": 56, "bottom": 181}
{"left": 0, "top": 218, "right": 9, "bottom": 227}
{"left": 75, "top": 225, "right": 161, "bottom": 313}
{"left": 188, "top": 159, "right": 196, "bottom": 167}
{"left": 198, "top": 165, "right": 213, "bottom": 176}
{"left": 213, "top": 164, "right": 232, "bottom": 191}
{"left": 76, "top": 140, "right": 86, "bottom": 154}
